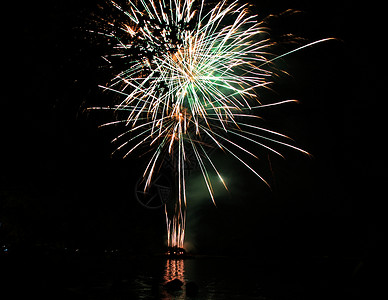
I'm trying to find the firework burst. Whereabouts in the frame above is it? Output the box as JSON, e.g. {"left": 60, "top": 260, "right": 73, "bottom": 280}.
{"left": 88, "top": 0, "right": 331, "bottom": 249}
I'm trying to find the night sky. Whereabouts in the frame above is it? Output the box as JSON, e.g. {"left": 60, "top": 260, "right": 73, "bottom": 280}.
{"left": 2, "top": 0, "right": 385, "bottom": 262}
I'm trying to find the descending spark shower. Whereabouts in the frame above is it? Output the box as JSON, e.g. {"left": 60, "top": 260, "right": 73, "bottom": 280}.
{"left": 89, "top": 0, "right": 331, "bottom": 249}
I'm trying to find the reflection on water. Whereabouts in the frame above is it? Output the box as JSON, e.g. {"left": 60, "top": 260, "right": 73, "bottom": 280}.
{"left": 5, "top": 249, "right": 356, "bottom": 299}
{"left": 161, "top": 259, "right": 186, "bottom": 299}
{"left": 130, "top": 256, "right": 266, "bottom": 300}
{"left": 164, "top": 259, "right": 185, "bottom": 283}
{"left": 7, "top": 252, "right": 328, "bottom": 299}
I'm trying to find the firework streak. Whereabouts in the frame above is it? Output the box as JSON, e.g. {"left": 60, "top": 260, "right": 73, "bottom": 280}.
{"left": 89, "top": 0, "right": 331, "bottom": 248}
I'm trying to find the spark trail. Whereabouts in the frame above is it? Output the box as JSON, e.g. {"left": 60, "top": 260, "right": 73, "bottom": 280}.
{"left": 89, "top": 0, "right": 332, "bottom": 249}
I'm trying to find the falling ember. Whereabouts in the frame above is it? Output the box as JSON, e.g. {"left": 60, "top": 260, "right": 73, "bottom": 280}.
{"left": 88, "top": 0, "right": 333, "bottom": 249}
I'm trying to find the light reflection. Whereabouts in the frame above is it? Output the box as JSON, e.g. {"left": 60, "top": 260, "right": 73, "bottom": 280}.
{"left": 161, "top": 259, "right": 186, "bottom": 299}
{"left": 164, "top": 259, "right": 185, "bottom": 283}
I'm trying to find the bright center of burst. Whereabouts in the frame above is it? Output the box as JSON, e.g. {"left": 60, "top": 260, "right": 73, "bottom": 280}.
{"left": 187, "top": 72, "right": 195, "bottom": 83}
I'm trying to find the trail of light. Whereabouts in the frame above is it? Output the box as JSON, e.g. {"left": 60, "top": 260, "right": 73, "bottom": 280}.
{"left": 195, "top": 136, "right": 228, "bottom": 191}
{"left": 201, "top": 124, "right": 271, "bottom": 188}
{"left": 259, "top": 38, "right": 336, "bottom": 67}
{"left": 223, "top": 126, "right": 286, "bottom": 158}
{"left": 189, "top": 135, "right": 216, "bottom": 205}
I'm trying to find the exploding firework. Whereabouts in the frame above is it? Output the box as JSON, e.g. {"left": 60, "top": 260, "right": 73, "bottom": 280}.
{"left": 88, "top": 0, "right": 331, "bottom": 249}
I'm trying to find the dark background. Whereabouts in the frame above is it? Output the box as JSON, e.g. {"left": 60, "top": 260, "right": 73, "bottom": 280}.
{"left": 1, "top": 0, "right": 385, "bottom": 293}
